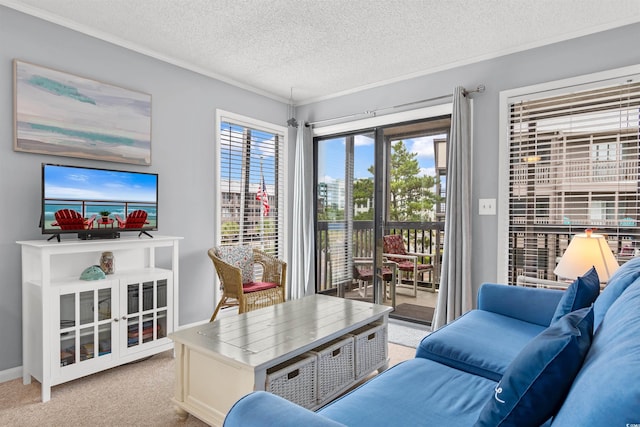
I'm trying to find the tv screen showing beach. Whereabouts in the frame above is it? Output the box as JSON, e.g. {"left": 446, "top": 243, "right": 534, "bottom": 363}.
{"left": 42, "top": 164, "right": 158, "bottom": 234}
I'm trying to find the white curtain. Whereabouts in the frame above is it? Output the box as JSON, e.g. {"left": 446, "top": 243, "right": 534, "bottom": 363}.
{"left": 290, "top": 124, "right": 315, "bottom": 299}
{"left": 432, "top": 86, "right": 473, "bottom": 330}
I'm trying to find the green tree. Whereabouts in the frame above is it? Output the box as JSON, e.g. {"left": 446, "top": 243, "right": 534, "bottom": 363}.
{"left": 353, "top": 177, "right": 374, "bottom": 220}
{"left": 351, "top": 141, "right": 440, "bottom": 222}
{"left": 221, "top": 221, "right": 239, "bottom": 237}
{"left": 389, "top": 140, "right": 439, "bottom": 221}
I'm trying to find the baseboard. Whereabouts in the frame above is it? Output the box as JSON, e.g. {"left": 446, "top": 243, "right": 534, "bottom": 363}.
{"left": 0, "top": 365, "right": 23, "bottom": 383}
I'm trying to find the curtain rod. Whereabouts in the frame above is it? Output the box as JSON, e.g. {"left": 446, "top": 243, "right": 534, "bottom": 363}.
{"left": 307, "top": 84, "right": 485, "bottom": 127}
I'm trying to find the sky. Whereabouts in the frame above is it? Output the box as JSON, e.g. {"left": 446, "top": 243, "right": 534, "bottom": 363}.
{"left": 317, "top": 134, "right": 444, "bottom": 182}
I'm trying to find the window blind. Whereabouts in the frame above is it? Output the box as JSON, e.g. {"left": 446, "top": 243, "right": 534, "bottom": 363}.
{"left": 316, "top": 135, "right": 355, "bottom": 290}
{"left": 219, "top": 117, "right": 285, "bottom": 257}
{"left": 507, "top": 79, "right": 640, "bottom": 282}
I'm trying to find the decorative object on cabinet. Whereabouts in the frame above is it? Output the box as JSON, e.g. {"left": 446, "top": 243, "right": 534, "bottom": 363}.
{"left": 79, "top": 265, "right": 106, "bottom": 281}
{"left": 17, "top": 235, "right": 182, "bottom": 402}
{"left": 100, "top": 251, "right": 115, "bottom": 274}
{"left": 13, "top": 60, "right": 152, "bottom": 165}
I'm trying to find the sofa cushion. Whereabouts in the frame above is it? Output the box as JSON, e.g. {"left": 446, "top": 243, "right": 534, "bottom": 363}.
{"left": 551, "top": 279, "right": 640, "bottom": 426}
{"left": 593, "top": 256, "right": 640, "bottom": 329}
{"left": 318, "top": 358, "right": 496, "bottom": 426}
{"left": 477, "top": 283, "right": 563, "bottom": 327}
{"left": 551, "top": 267, "right": 599, "bottom": 323}
{"left": 224, "top": 391, "right": 347, "bottom": 427}
{"left": 475, "top": 306, "right": 594, "bottom": 427}
{"left": 416, "top": 310, "right": 547, "bottom": 381}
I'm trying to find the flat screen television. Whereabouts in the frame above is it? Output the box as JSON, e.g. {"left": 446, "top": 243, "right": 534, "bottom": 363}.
{"left": 42, "top": 163, "right": 158, "bottom": 240}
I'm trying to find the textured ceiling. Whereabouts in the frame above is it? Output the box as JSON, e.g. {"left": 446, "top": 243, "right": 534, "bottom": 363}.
{"left": 3, "top": 0, "right": 640, "bottom": 103}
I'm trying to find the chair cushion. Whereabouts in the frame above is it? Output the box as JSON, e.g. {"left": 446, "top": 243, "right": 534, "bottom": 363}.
{"left": 383, "top": 235, "right": 407, "bottom": 263}
{"left": 551, "top": 267, "right": 599, "bottom": 323}
{"left": 353, "top": 265, "right": 374, "bottom": 281}
{"left": 215, "top": 245, "right": 254, "bottom": 283}
{"left": 242, "top": 281, "right": 279, "bottom": 293}
{"left": 354, "top": 266, "right": 394, "bottom": 281}
{"left": 474, "top": 306, "right": 594, "bottom": 427}
{"left": 396, "top": 261, "right": 433, "bottom": 272}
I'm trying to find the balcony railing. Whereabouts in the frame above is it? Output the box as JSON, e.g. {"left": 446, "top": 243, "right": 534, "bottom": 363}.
{"left": 508, "top": 225, "right": 636, "bottom": 284}
{"left": 513, "top": 159, "right": 638, "bottom": 187}
{"left": 316, "top": 220, "right": 444, "bottom": 293}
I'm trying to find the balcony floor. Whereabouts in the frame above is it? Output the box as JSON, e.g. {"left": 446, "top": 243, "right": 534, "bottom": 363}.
{"left": 344, "top": 281, "right": 438, "bottom": 326}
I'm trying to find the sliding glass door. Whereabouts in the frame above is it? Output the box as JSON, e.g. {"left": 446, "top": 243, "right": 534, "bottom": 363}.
{"left": 314, "top": 116, "right": 450, "bottom": 324}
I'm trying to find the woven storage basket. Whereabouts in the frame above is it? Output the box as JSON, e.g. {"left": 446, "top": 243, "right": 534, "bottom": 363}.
{"left": 266, "top": 353, "right": 317, "bottom": 409}
{"left": 311, "top": 336, "right": 355, "bottom": 402}
{"left": 352, "top": 322, "right": 387, "bottom": 379}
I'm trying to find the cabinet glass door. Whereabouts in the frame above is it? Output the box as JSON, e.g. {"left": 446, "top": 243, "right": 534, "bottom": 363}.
{"left": 124, "top": 277, "right": 170, "bottom": 351}
{"left": 58, "top": 283, "right": 115, "bottom": 371}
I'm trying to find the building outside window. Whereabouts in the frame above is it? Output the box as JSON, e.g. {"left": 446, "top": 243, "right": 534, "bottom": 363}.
{"left": 501, "top": 74, "right": 640, "bottom": 282}
{"left": 215, "top": 111, "right": 287, "bottom": 257}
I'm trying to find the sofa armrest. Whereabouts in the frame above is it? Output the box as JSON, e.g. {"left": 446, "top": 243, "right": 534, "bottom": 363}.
{"left": 477, "top": 283, "right": 564, "bottom": 327}
{"left": 224, "top": 391, "right": 347, "bottom": 427}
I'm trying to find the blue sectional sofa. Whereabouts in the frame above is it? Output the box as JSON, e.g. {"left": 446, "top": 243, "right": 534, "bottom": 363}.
{"left": 224, "top": 258, "right": 640, "bottom": 426}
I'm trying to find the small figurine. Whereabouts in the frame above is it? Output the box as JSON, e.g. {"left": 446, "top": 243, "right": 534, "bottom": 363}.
{"left": 80, "top": 265, "right": 106, "bottom": 281}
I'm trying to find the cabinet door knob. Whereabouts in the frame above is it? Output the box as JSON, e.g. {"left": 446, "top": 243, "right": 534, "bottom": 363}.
{"left": 114, "top": 318, "right": 119, "bottom": 322}
{"left": 121, "top": 316, "right": 127, "bottom": 321}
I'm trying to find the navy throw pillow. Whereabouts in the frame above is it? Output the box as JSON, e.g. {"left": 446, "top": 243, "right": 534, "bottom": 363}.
{"left": 475, "top": 306, "right": 594, "bottom": 427}
{"left": 551, "top": 267, "right": 599, "bottom": 323}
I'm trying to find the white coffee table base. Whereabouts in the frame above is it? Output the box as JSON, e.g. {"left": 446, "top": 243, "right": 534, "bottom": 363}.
{"left": 170, "top": 294, "right": 392, "bottom": 426}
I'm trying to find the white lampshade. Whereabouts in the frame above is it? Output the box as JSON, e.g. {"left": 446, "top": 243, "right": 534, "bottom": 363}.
{"left": 554, "top": 230, "right": 619, "bottom": 282}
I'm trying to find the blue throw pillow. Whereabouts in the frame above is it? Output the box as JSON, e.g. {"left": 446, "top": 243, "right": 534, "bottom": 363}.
{"left": 475, "top": 306, "right": 594, "bottom": 427}
{"left": 551, "top": 267, "right": 599, "bottom": 323}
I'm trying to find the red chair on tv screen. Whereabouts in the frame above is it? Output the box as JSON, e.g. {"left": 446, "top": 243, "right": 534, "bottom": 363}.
{"left": 115, "top": 210, "right": 149, "bottom": 229}
{"left": 51, "top": 209, "right": 96, "bottom": 231}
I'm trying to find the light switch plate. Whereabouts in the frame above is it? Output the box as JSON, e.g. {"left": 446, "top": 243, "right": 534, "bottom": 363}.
{"left": 479, "top": 198, "right": 496, "bottom": 215}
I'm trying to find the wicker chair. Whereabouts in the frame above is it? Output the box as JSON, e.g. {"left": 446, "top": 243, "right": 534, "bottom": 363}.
{"left": 208, "top": 246, "right": 286, "bottom": 322}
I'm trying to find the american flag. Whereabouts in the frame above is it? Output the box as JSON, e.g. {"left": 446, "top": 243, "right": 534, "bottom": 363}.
{"left": 256, "top": 176, "right": 270, "bottom": 216}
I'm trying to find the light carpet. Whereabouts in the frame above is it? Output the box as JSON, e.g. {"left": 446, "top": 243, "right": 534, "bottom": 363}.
{"left": 387, "top": 318, "right": 431, "bottom": 348}
{"left": 0, "top": 343, "right": 415, "bottom": 426}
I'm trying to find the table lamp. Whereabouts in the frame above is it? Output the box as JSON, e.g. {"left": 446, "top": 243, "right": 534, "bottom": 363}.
{"left": 554, "top": 229, "right": 619, "bottom": 283}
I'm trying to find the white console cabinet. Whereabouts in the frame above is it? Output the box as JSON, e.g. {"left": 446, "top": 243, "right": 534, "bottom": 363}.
{"left": 17, "top": 235, "right": 182, "bottom": 402}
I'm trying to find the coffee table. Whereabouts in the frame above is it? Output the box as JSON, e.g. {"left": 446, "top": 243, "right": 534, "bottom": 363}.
{"left": 169, "top": 294, "right": 392, "bottom": 426}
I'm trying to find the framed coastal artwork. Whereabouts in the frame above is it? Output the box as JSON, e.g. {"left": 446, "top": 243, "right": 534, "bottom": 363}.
{"left": 13, "top": 60, "right": 152, "bottom": 165}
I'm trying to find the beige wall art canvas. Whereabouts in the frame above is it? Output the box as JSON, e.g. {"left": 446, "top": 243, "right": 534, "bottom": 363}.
{"left": 13, "top": 60, "right": 152, "bottom": 165}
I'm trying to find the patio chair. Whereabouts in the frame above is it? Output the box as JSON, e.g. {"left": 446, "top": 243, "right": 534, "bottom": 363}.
{"left": 114, "top": 210, "right": 149, "bottom": 228}
{"left": 51, "top": 209, "right": 96, "bottom": 230}
{"left": 383, "top": 234, "right": 434, "bottom": 297}
{"left": 353, "top": 258, "right": 397, "bottom": 303}
{"left": 208, "top": 246, "right": 286, "bottom": 322}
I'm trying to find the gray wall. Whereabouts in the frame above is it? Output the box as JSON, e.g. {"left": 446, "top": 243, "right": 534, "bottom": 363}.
{"left": 297, "top": 22, "right": 640, "bottom": 303}
{"left": 0, "top": 6, "right": 288, "bottom": 372}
